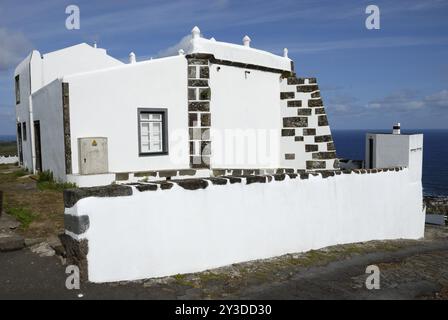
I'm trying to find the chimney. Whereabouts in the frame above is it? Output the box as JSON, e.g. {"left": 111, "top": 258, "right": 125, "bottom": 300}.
{"left": 129, "top": 52, "right": 136, "bottom": 64}
{"left": 243, "top": 35, "right": 251, "bottom": 47}
{"left": 191, "top": 26, "right": 201, "bottom": 39}
{"left": 393, "top": 122, "right": 401, "bottom": 135}
{"left": 283, "top": 48, "right": 289, "bottom": 58}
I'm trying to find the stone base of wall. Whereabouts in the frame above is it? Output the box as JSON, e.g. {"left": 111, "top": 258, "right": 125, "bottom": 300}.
{"left": 60, "top": 234, "right": 89, "bottom": 282}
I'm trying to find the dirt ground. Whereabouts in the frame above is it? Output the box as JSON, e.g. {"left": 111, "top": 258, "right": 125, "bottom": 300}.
{"left": 0, "top": 163, "right": 64, "bottom": 240}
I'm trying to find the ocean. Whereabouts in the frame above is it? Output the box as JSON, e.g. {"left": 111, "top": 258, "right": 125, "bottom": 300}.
{"left": 332, "top": 129, "right": 448, "bottom": 197}
{"left": 1, "top": 130, "right": 446, "bottom": 196}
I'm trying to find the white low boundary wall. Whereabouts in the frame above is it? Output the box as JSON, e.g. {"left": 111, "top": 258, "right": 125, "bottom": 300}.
{"left": 65, "top": 169, "right": 425, "bottom": 283}
{"left": 0, "top": 156, "right": 18, "bottom": 164}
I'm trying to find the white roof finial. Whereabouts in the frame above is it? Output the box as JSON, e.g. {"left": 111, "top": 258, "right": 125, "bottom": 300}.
{"left": 191, "top": 26, "right": 201, "bottom": 39}
{"left": 129, "top": 52, "right": 136, "bottom": 64}
{"left": 283, "top": 48, "right": 288, "bottom": 58}
{"left": 93, "top": 41, "right": 97, "bottom": 48}
{"left": 178, "top": 49, "right": 185, "bottom": 55}
{"left": 243, "top": 35, "right": 251, "bottom": 47}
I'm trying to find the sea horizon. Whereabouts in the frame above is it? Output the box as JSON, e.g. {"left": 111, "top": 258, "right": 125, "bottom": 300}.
{"left": 1, "top": 129, "right": 447, "bottom": 196}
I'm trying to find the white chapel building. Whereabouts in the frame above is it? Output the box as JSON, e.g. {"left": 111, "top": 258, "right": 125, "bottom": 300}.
{"left": 15, "top": 27, "right": 354, "bottom": 186}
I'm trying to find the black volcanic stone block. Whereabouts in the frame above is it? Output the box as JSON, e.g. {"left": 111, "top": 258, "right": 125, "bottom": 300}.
{"left": 306, "top": 161, "right": 326, "bottom": 170}
{"left": 308, "top": 99, "right": 324, "bottom": 107}
{"left": 245, "top": 175, "right": 267, "bottom": 184}
{"left": 297, "top": 85, "right": 318, "bottom": 92}
{"left": 281, "top": 92, "right": 295, "bottom": 100}
{"left": 188, "top": 79, "right": 209, "bottom": 87}
{"left": 287, "top": 77, "right": 305, "bottom": 85}
{"left": 283, "top": 117, "right": 308, "bottom": 127}
{"left": 312, "top": 152, "right": 337, "bottom": 160}
{"left": 135, "top": 184, "right": 158, "bottom": 192}
{"left": 273, "top": 174, "right": 286, "bottom": 181}
{"left": 315, "top": 107, "right": 326, "bottom": 115}
{"left": 205, "top": 177, "right": 228, "bottom": 185}
{"left": 303, "top": 128, "right": 316, "bottom": 136}
{"left": 297, "top": 108, "right": 312, "bottom": 116}
{"left": 174, "top": 179, "right": 209, "bottom": 190}
{"left": 314, "top": 135, "right": 332, "bottom": 143}
{"left": 64, "top": 185, "right": 133, "bottom": 208}
{"left": 188, "top": 102, "right": 210, "bottom": 112}
{"left": 282, "top": 129, "right": 295, "bottom": 136}
{"left": 287, "top": 100, "right": 302, "bottom": 107}
{"left": 318, "top": 115, "right": 329, "bottom": 126}
{"left": 200, "top": 66, "right": 209, "bottom": 79}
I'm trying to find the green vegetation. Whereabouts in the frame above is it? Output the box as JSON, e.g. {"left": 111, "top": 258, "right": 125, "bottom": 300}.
{"left": 14, "top": 168, "right": 28, "bottom": 177}
{"left": 0, "top": 141, "right": 17, "bottom": 156}
{"left": 37, "top": 170, "right": 77, "bottom": 191}
{"left": 6, "top": 207, "right": 37, "bottom": 229}
{"left": 173, "top": 273, "right": 194, "bottom": 287}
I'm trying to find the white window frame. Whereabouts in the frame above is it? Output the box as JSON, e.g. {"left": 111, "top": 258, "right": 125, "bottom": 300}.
{"left": 138, "top": 108, "right": 168, "bottom": 156}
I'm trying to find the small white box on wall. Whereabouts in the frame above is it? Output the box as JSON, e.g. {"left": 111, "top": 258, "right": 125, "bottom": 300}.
{"left": 78, "top": 137, "right": 108, "bottom": 175}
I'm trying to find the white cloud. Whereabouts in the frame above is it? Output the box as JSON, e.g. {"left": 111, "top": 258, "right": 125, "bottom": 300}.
{"left": 157, "top": 34, "right": 193, "bottom": 58}
{"left": 366, "top": 89, "right": 448, "bottom": 112}
{"left": 0, "top": 28, "right": 32, "bottom": 71}
{"left": 424, "top": 89, "right": 448, "bottom": 108}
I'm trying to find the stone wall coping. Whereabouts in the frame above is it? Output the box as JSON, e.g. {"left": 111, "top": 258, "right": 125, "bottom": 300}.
{"left": 64, "top": 167, "right": 406, "bottom": 208}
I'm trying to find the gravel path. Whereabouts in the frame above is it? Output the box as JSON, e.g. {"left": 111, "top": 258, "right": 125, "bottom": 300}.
{"left": 0, "top": 226, "right": 447, "bottom": 300}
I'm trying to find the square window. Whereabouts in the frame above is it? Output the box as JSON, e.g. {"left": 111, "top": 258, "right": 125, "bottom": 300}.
{"left": 138, "top": 109, "right": 168, "bottom": 155}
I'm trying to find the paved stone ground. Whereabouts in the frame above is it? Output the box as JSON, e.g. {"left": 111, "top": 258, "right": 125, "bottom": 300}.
{"left": 0, "top": 225, "right": 447, "bottom": 300}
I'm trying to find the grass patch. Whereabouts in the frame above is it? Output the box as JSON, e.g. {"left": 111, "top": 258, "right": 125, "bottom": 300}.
{"left": 37, "top": 181, "right": 77, "bottom": 192}
{"left": 6, "top": 207, "right": 37, "bottom": 229}
{"left": 37, "top": 170, "right": 76, "bottom": 191}
{"left": 173, "top": 274, "right": 194, "bottom": 287}
{"left": 14, "top": 169, "right": 28, "bottom": 177}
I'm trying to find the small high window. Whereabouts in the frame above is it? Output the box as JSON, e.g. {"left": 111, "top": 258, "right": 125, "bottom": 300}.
{"left": 15, "top": 75, "right": 20, "bottom": 104}
{"left": 138, "top": 109, "right": 168, "bottom": 155}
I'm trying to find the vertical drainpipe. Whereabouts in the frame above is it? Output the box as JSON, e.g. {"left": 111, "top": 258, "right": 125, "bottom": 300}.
{"left": 28, "top": 60, "right": 36, "bottom": 174}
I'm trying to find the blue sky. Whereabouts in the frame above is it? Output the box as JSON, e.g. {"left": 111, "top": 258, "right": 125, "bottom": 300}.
{"left": 1, "top": 0, "right": 448, "bottom": 134}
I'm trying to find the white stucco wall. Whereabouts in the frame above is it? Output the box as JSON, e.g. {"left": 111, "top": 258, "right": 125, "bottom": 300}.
{"left": 366, "top": 133, "right": 423, "bottom": 182}
{"left": 189, "top": 37, "right": 292, "bottom": 72}
{"left": 65, "top": 55, "right": 189, "bottom": 175}
{"left": 14, "top": 53, "right": 34, "bottom": 171}
{"left": 209, "top": 64, "right": 282, "bottom": 168}
{"left": 41, "top": 44, "right": 122, "bottom": 88}
{"left": 67, "top": 169, "right": 424, "bottom": 283}
{"left": 0, "top": 156, "right": 19, "bottom": 164}
{"left": 14, "top": 43, "right": 123, "bottom": 174}
{"left": 32, "top": 79, "right": 66, "bottom": 181}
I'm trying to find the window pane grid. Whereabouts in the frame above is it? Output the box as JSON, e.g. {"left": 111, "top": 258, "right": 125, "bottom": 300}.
{"left": 139, "top": 111, "right": 165, "bottom": 154}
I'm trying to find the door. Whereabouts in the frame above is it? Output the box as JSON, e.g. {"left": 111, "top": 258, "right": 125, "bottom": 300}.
{"left": 34, "top": 121, "right": 42, "bottom": 172}
{"left": 17, "top": 123, "right": 23, "bottom": 165}
{"left": 368, "top": 137, "right": 374, "bottom": 169}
